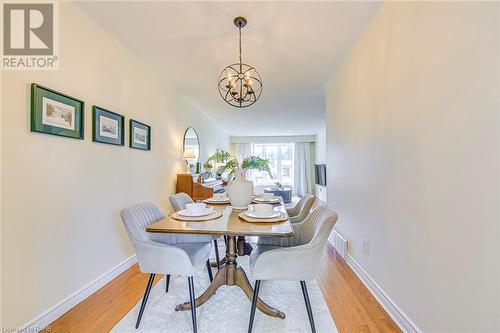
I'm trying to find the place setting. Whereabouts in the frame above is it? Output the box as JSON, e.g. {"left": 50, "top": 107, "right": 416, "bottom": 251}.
{"left": 252, "top": 192, "right": 282, "bottom": 204}
{"left": 171, "top": 202, "right": 223, "bottom": 221}
{"left": 203, "top": 193, "right": 231, "bottom": 205}
{"left": 239, "top": 203, "right": 289, "bottom": 223}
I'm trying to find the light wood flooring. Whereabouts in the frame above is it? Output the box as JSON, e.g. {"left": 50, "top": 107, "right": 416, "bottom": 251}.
{"left": 48, "top": 243, "right": 401, "bottom": 333}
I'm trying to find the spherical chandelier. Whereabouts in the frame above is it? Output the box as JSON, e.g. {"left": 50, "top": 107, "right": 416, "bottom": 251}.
{"left": 218, "top": 16, "right": 262, "bottom": 108}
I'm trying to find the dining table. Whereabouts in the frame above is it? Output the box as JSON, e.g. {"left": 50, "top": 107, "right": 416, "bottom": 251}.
{"left": 146, "top": 202, "right": 294, "bottom": 319}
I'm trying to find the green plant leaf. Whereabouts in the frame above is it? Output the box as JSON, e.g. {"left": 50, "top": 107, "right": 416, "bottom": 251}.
{"left": 204, "top": 149, "right": 273, "bottom": 179}
{"left": 241, "top": 156, "right": 273, "bottom": 178}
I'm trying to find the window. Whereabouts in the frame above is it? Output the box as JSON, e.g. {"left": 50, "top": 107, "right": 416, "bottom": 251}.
{"left": 251, "top": 143, "right": 294, "bottom": 186}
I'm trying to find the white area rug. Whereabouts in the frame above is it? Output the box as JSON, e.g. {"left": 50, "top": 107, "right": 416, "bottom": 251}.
{"left": 112, "top": 257, "right": 338, "bottom": 333}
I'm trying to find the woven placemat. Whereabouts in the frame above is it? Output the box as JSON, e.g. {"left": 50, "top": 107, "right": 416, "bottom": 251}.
{"left": 171, "top": 210, "right": 223, "bottom": 222}
{"left": 238, "top": 211, "right": 289, "bottom": 223}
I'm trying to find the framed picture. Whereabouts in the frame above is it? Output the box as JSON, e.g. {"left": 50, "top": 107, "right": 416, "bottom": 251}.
{"left": 92, "top": 106, "right": 124, "bottom": 146}
{"left": 31, "top": 83, "right": 84, "bottom": 139}
{"left": 129, "top": 119, "right": 151, "bottom": 150}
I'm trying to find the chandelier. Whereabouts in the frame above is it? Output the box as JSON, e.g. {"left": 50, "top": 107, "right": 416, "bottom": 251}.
{"left": 218, "top": 16, "right": 262, "bottom": 108}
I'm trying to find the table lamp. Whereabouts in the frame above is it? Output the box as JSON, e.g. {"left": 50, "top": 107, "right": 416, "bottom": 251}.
{"left": 183, "top": 149, "right": 196, "bottom": 173}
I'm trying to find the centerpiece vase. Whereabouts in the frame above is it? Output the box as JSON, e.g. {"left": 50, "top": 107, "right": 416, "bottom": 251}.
{"left": 226, "top": 168, "right": 254, "bottom": 209}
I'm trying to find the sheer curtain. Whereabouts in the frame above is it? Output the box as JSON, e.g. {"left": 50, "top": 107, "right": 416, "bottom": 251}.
{"left": 293, "top": 142, "right": 313, "bottom": 196}
{"left": 233, "top": 143, "right": 252, "bottom": 164}
{"left": 233, "top": 143, "right": 253, "bottom": 179}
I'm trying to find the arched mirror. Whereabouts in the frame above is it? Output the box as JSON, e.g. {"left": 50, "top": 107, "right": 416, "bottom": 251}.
{"left": 183, "top": 127, "right": 200, "bottom": 164}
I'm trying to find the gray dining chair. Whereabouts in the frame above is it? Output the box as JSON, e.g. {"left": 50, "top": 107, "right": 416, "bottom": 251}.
{"left": 170, "top": 193, "right": 223, "bottom": 269}
{"left": 248, "top": 205, "right": 338, "bottom": 333}
{"left": 121, "top": 202, "right": 213, "bottom": 332}
{"left": 257, "top": 194, "right": 316, "bottom": 247}
{"left": 286, "top": 194, "right": 316, "bottom": 224}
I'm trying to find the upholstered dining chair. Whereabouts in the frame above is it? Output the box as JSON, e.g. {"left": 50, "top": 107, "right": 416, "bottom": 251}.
{"left": 170, "top": 193, "right": 222, "bottom": 269}
{"left": 248, "top": 205, "right": 338, "bottom": 333}
{"left": 285, "top": 194, "right": 316, "bottom": 224}
{"left": 121, "top": 202, "right": 213, "bottom": 332}
{"left": 257, "top": 194, "right": 316, "bottom": 247}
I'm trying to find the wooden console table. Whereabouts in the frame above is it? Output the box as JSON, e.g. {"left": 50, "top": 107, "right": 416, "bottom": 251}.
{"left": 176, "top": 173, "right": 225, "bottom": 201}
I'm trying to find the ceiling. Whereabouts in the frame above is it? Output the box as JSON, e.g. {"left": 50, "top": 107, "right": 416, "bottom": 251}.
{"left": 76, "top": 1, "right": 381, "bottom": 136}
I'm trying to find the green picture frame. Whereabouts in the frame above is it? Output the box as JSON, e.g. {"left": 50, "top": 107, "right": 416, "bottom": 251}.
{"left": 92, "top": 106, "right": 124, "bottom": 146}
{"left": 129, "top": 119, "right": 151, "bottom": 151}
{"left": 30, "top": 83, "right": 84, "bottom": 139}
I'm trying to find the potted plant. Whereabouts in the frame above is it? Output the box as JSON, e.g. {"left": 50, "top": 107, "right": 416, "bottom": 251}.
{"left": 207, "top": 149, "right": 272, "bottom": 208}
{"left": 206, "top": 149, "right": 232, "bottom": 179}
{"left": 203, "top": 160, "right": 214, "bottom": 175}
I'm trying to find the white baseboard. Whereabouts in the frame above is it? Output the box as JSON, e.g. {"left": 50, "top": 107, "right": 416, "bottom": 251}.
{"left": 22, "top": 255, "right": 137, "bottom": 332}
{"left": 345, "top": 254, "right": 422, "bottom": 333}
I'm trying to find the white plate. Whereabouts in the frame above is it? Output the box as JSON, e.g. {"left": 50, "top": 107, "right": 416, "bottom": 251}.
{"left": 178, "top": 207, "right": 213, "bottom": 217}
{"left": 206, "top": 197, "right": 230, "bottom": 202}
{"left": 244, "top": 210, "right": 281, "bottom": 219}
{"left": 253, "top": 196, "right": 281, "bottom": 203}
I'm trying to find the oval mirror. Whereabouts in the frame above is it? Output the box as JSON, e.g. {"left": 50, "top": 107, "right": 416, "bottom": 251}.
{"left": 183, "top": 127, "right": 200, "bottom": 164}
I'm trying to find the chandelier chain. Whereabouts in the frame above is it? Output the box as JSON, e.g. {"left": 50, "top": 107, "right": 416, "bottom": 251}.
{"left": 239, "top": 25, "right": 242, "bottom": 103}
{"left": 239, "top": 25, "right": 242, "bottom": 67}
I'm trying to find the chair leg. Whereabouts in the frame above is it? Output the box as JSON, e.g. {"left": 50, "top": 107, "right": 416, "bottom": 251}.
{"left": 135, "top": 273, "right": 155, "bottom": 329}
{"left": 188, "top": 276, "right": 197, "bottom": 333}
{"left": 206, "top": 259, "right": 213, "bottom": 282}
{"left": 214, "top": 239, "right": 220, "bottom": 270}
{"left": 248, "top": 280, "right": 261, "bottom": 333}
{"left": 300, "top": 281, "right": 316, "bottom": 333}
{"left": 165, "top": 274, "right": 170, "bottom": 293}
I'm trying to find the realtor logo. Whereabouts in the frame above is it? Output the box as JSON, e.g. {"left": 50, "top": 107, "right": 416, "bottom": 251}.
{"left": 2, "top": 2, "right": 59, "bottom": 70}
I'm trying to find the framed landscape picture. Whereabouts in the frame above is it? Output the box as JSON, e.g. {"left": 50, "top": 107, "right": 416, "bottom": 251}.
{"left": 31, "top": 83, "right": 84, "bottom": 139}
{"left": 92, "top": 106, "right": 124, "bottom": 146}
{"left": 129, "top": 119, "right": 151, "bottom": 150}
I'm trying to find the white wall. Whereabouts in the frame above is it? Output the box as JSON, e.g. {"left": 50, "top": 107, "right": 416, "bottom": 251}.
{"left": 314, "top": 126, "right": 327, "bottom": 202}
{"left": 231, "top": 135, "right": 316, "bottom": 144}
{"left": 0, "top": 3, "right": 228, "bottom": 327}
{"left": 325, "top": 2, "right": 499, "bottom": 332}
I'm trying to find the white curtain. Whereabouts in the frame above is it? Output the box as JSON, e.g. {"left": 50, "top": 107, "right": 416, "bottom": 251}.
{"left": 294, "top": 142, "right": 313, "bottom": 196}
{"left": 233, "top": 143, "right": 253, "bottom": 180}
{"left": 233, "top": 143, "right": 252, "bottom": 164}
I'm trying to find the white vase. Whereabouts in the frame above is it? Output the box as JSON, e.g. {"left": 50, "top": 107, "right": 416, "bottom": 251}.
{"left": 226, "top": 168, "right": 254, "bottom": 209}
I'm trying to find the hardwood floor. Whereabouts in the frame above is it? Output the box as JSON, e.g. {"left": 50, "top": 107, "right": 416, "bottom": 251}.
{"left": 48, "top": 243, "right": 401, "bottom": 333}
{"left": 317, "top": 245, "right": 401, "bottom": 333}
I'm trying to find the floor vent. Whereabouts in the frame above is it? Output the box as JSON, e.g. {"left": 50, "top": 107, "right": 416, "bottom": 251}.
{"left": 328, "top": 229, "right": 348, "bottom": 259}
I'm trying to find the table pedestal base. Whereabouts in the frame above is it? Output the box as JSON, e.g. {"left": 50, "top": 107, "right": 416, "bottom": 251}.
{"left": 175, "top": 236, "right": 285, "bottom": 319}
{"left": 211, "top": 235, "right": 252, "bottom": 268}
